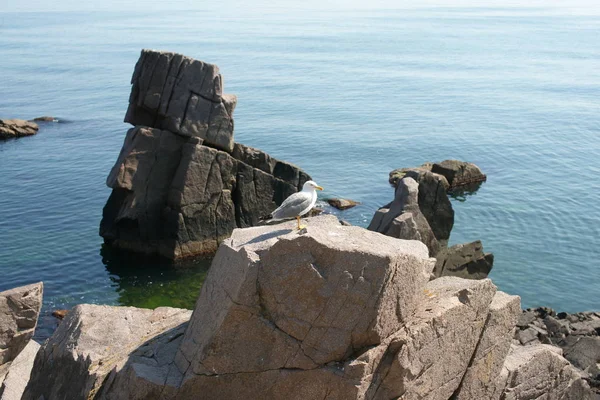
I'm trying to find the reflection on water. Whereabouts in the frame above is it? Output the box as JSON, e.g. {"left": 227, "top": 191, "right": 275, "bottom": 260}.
{"left": 101, "top": 245, "right": 212, "bottom": 310}
{"left": 448, "top": 182, "right": 485, "bottom": 202}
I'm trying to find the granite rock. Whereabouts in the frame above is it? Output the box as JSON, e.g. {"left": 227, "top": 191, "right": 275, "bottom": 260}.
{"left": 124, "top": 49, "right": 237, "bottom": 152}
{"left": 22, "top": 305, "right": 191, "bottom": 400}
{"left": 368, "top": 177, "right": 440, "bottom": 256}
{"left": 453, "top": 291, "right": 521, "bottom": 399}
{"left": 434, "top": 240, "right": 494, "bottom": 279}
{"left": 0, "top": 340, "right": 40, "bottom": 400}
{"left": 388, "top": 166, "right": 454, "bottom": 245}
{"left": 0, "top": 119, "right": 38, "bottom": 139}
{"left": 431, "top": 159, "right": 487, "bottom": 189}
{"left": 499, "top": 344, "right": 595, "bottom": 399}
{"left": 361, "top": 277, "right": 497, "bottom": 400}
{"left": 100, "top": 126, "right": 308, "bottom": 259}
{"left": 0, "top": 283, "right": 43, "bottom": 366}
{"left": 326, "top": 198, "right": 360, "bottom": 210}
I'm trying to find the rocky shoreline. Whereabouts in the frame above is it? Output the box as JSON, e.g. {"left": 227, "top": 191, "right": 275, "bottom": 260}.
{"left": 1, "top": 216, "right": 597, "bottom": 399}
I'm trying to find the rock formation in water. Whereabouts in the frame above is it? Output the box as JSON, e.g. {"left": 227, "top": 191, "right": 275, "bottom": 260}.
{"left": 0, "top": 283, "right": 43, "bottom": 400}
{"left": 100, "top": 50, "right": 311, "bottom": 259}
{"left": 371, "top": 160, "right": 493, "bottom": 280}
{"left": 21, "top": 216, "right": 595, "bottom": 399}
{"left": 0, "top": 119, "right": 39, "bottom": 139}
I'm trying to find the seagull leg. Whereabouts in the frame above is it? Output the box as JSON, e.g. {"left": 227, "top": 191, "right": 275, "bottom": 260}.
{"left": 296, "top": 216, "right": 306, "bottom": 230}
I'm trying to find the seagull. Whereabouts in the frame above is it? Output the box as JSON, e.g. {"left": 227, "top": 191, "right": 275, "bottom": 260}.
{"left": 270, "top": 180, "right": 324, "bottom": 229}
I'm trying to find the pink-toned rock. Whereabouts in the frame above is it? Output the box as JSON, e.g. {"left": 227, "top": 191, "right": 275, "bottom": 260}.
{"left": 0, "top": 120, "right": 38, "bottom": 139}
{"left": 0, "top": 283, "right": 43, "bottom": 366}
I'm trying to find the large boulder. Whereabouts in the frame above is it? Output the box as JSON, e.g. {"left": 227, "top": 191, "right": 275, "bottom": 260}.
{"left": 368, "top": 177, "right": 440, "bottom": 256}
{"left": 175, "top": 214, "right": 433, "bottom": 375}
{"left": 0, "top": 340, "right": 40, "bottom": 400}
{"left": 100, "top": 126, "right": 308, "bottom": 259}
{"left": 0, "top": 283, "right": 43, "bottom": 366}
{"left": 92, "top": 215, "right": 437, "bottom": 399}
{"left": 361, "top": 277, "right": 497, "bottom": 400}
{"left": 433, "top": 240, "right": 494, "bottom": 279}
{"left": 497, "top": 344, "right": 595, "bottom": 399}
{"left": 453, "top": 291, "right": 521, "bottom": 399}
{"left": 124, "top": 49, "right": 237, "bottom": 152}
{"left": 22, "top": 305, "right": 191, "bottom": 400}
{"left": 0, "top": 119, "right": 38, "bottom": 139}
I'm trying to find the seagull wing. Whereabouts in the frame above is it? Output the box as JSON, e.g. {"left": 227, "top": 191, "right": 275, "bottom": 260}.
{"left": 271, "top": 191, "right": 313, "bottom": 220}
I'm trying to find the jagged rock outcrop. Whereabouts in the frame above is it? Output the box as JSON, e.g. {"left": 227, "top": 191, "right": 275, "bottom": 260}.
{"left": 433, "top": 240, "right": 494, "bottom": 279}
{"left": 453, "top": 291, "right": 521, "bottom": 399}
{"left": 0, "top": 283, "right": 43, "bottom": 366}
{"left": 100, "top": 50, "right": 311, "bottom": 259}
{"left": 0, "top": 341, "right": 40, "bottom": 400}
{"left": 515, "top": 307, "right": 600, "bottom": 394}
{"left": 0, "top": 119, "right": 38, "bottom": 139}
{"left": 22, "top": 305, "right": 191, "bottom": 400}
{"left": 125, "top": 49, "right": 236, "bottom": 152}
{"left": 498, "top": 344, "right": 594, "bottom": 400}
{"left": 28, "top": 216, "right": 594, "bottom": 399}
{"left": 387, "top": 165, "right": 454, "bottom": 245}
{"left": 368, "top": 177, "right": 440, "bottom": 256}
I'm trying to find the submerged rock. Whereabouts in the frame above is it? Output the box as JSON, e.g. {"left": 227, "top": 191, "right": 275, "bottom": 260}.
{"left": 0, "top": 283, "right": 43, "bottom": 366}
{"left": 0, "top": 119, "right": 38, "bottom": 139}
{"left": 31, "top": 116, "right": 56, "bottom": 122}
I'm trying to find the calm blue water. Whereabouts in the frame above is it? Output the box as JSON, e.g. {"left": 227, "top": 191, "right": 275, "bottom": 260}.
{"left": 1, "top": 7, "right": 599, "bottom": 339}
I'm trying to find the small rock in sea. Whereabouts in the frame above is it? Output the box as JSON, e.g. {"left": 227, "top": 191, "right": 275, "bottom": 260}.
{"left": 32, "top": 116, "right": 57, "bottom": 122}
{"left": 0, "top": 119, "right": 39, "bottom": 139}
{"left": 431, "top": 159, "right": 487, "bottom": 189}
{"left": 326, "top": 198, "right": 360, "bottom": 210}
{"left": 52, "top": 310, "right": 69, "bottom": 320}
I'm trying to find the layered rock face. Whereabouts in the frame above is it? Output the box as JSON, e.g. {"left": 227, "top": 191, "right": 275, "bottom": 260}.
{"left": 0, "top": 119, "right": 38, "bottom": 139}
{"left": 25, "top": 216, "right": 593, "bottom": 399}
{"left": 124, "top": 50, "right": 236, "bottom": 152}
{"left": 100, "top": 50, "right": 310, "bottom": 259}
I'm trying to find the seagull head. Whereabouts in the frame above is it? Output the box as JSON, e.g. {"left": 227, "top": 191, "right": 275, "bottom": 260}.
{"left": 302, "top": 180, "right": 324, "bottom": 192}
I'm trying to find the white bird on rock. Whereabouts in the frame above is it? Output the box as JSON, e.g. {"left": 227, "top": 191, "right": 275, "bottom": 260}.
{"left": 270, "top": 180, "right": 324, "bottom": 229}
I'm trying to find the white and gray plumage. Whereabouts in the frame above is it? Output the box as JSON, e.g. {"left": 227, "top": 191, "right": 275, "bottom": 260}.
{"left": 270, "top": 180, "right": 323, "bottom": 229}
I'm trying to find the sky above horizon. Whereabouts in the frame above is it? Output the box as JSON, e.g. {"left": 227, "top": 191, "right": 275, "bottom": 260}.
{"left": 2, "top": 0, "right": 600, "bottom": 13}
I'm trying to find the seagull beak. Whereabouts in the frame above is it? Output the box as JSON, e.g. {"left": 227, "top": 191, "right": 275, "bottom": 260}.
{"left": 316, "top": 186, "right": 324, "bottom": 191}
